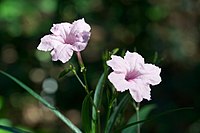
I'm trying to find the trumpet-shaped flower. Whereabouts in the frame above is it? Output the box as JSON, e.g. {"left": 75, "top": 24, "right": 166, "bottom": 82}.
{"left": 37, "top": 18, "right": 91, "bottom": 63}
{"left": 107, "top": 51, "right": 161, "bottom": 102}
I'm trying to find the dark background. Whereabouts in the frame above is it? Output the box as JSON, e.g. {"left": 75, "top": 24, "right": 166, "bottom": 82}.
{"left": 0, "top": 0, "right": 200, "bottom": 132}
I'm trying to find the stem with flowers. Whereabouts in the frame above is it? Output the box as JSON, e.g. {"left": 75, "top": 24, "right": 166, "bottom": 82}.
{"left": 0, "top": 18, "right": 163, "bottom": 133}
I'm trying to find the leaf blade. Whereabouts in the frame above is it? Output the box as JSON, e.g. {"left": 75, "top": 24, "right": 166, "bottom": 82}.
{"left": 91, "top": 73, "right": 105, "bottom": 132}
{"left": 0, "top": 125, "right": 31, "bottom": 133}
{"left": 115, "top": 107, "right": 194, "bottom": 132}
{"left": 81, "top": 92, "right": 92, "bottom": 133}
{"left": 104, "top": 93, "right": 131, "bottom": 133}
{"left": 0, "top": 71, "right": 82, "bottom": 133}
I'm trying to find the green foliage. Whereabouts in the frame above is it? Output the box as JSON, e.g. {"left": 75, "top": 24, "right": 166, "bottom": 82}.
{"left": 0, "top": 119, "right": 12, "bottom": 127}
{"left": 0, "top": 119, "right": 11, "bottom": 133}
{"left": 0, "top": 0, "right": 198, "bottom": 132}
{"left": 0, "top": 125, "right": 31, "bottom": 133}
{"left": 81, "top": 92, "right": 92, "bottom": 133}
{"left": 105, "top": 93, "right": 131, "bottom": 133}
{"left": 116, "top": 107, "right": 194, "bottom": 132}
{"left": 91, "top": 73, "right": 106, "bottom": 133}
{"left": 0, "top": 119, "right": 31, "bottom": 133}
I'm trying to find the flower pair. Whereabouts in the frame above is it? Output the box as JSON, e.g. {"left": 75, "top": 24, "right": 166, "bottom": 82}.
{"left": 37, "top": 18, "right": 161, "bottom": 102}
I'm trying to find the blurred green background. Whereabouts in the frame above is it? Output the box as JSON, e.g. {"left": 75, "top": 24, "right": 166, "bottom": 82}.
{"left": 0, "top": 0, "right": 200, "bottom": 132}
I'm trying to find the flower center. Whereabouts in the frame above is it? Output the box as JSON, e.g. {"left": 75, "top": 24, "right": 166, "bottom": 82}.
{"left": 65, "top": 34, "right": 76, "bottom": 45}
{"left": 125, "top": 71, "right": 140, "bottom": 81}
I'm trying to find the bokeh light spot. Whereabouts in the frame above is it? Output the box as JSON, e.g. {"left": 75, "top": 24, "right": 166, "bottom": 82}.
{"left": 42, "top": 78, "right": 58, "bottom": 94}
{"left": 1, "top": 45, "right": 18, "bottom": 64}
{"left": 35, "top": 50, "right": 51, "bottom": 62}
{"left": 29, "top": 68, "right": 46, "bottom": 83}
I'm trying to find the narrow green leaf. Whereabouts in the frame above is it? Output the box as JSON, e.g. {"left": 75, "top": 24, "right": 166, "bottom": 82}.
{"left": 0, "top": 119, "right": 12, "bottom": 127}
{"left": 121, "top": 49, "right": 126, "bottom": 57}
{"left": 0, "top": 96, "right": 3, "bottom": 110}
{"left": 115, "top": 107, "right": 194, "bottom": 132}
{"left": 91, "top": 73, "right": 105, "bottom": 132}
{"left": 0, "top": 71, "right": 82, "bottom": 133}
{"left": 0, "top": 71, "right": 55, "bottom": 110}
{"left": 0, "top": 125, "right": 31, "bottom": 133}
{"left": 122, "top": 104, "right": 156, "bottom": 133}
{"left": 82, "top": 92, "right": 92, "bottom": 133}
{"left": 110, "top": 48, "right": 119, "bottom": 55}
{"left": 104, "top": 93, "right": 131, "bottom": 133}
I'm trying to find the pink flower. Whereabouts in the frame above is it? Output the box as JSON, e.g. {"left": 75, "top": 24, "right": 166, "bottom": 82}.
{"left": 107, "top": 51, "right": 161, "bottom": 102}
{"left": 37, "top": 18, "right": 91, "bottom": 63}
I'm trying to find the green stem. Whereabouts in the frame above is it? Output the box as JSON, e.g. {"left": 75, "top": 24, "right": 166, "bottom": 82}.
{"left": 71, "top": 69, "right": 97, "bottom": 110}
{"left": 136, "top": 102, "right": 140, "bottom": 133}
{"left": 105, "top": 94, "right": 117, "bottom": 129}
{"left": 76, "top": 52, "right": 90, "bottom": 94}
{"left": 97, "top": 111, "right": 101, "bottom": 133}
{"left": 75, "top": 52, "right": 98, "bottom": 112}
{"left": 72, "top": 69, "right": 87, "bottom": 92}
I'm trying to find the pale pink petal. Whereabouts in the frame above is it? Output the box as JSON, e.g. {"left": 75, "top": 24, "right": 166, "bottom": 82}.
{"left": 72, "top": 42, "right": 87, "bottom": 51}
{"left": 128, "top": 78, "right": 151, "bottom": 102}
{"left": 129, "top": 88, "right": 143, "bottom": 103}
{"left": 37, "top": 35, "right": 65, "bottom": 51}
{"left": 69, "top": 19, "right": 91, "bottom": 51}
{"left": 50, "top": 23, "right": 72, "bottom": 38}
{"left": 140, "top": 64, "right": 161, "bottom": 85}
{"left": 108, "top": 72, "right": 129, "bottom": 92}
{"left": 72, "top": 31, "right": 91, "bottom": 51}
{"left": 50, "top": 44, "right": 73, "bottom": 63}
{"left": 124, "top": 51, "right": 145, "bottom": 72}
{"left": 127, "top": 78, "right": 142, "bottom": 102}
{"left": 140, "top": 84, "right": 151, "bottom": 100}
{"left": 71, "top": 18, "right": 91, "bottom": 34}
{"left": 107, "top": 55, "right": 129, "bottom": 73}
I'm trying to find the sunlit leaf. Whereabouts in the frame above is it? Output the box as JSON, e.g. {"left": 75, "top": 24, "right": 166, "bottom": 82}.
{"left": 0, "top": 125, "right": 30, "bottom": 133}
{"left": 110, "top": 48, "right": 119, "bottom": 55}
